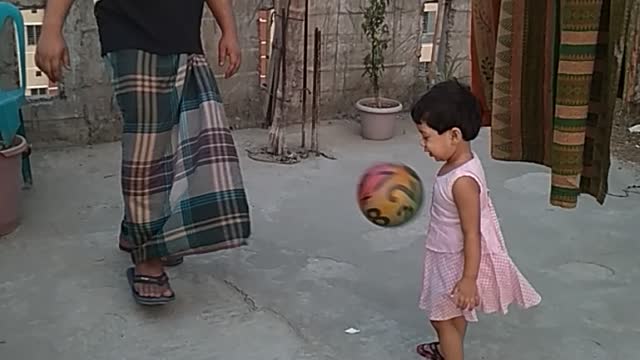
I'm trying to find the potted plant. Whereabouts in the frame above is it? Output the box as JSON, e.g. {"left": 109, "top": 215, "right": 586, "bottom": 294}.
{"left": 356, "top": 0, "right": 402, "bottom": 140}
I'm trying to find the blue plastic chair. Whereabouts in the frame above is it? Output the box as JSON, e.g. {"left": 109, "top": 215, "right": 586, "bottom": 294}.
{"left": 0, "top": 2, "right": 26, "bottom": 146}
{"left": 0, "top": 2, "right": 32, "bottom": 187}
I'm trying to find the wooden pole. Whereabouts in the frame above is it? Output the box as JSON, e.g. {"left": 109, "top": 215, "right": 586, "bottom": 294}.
{"left": 264, "top": 10, "right": 283, "bottom": 127}
{"left": 277, "top": 4, "right": 289, "bottom": 154}
{"left": 311, "top": 28, "right": 321, "bottom": 153}
{"left": 280, "top": 6, "right": 287, "bottom": 112}
{"left": 268, "top": 4, "right": 291, "bottom": 155}
{"left": 301, "top": 0, "right": 309, "bottom": 148}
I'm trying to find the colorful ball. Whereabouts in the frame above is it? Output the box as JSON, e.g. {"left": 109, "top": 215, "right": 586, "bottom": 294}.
{"left": 357, "top": 162, "right": 424, "bottom": 227}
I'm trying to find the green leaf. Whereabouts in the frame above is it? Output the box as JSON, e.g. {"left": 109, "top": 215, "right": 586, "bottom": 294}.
{"left": 361, "top": 0, "right": 391, "bottom": 97}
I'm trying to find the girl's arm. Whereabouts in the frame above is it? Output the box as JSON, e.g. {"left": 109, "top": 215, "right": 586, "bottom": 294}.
{"left": 451, "top": 176, "right": 482, "bottom": 309}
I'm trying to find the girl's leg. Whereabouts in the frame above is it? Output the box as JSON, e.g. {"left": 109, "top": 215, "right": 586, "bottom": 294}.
{"left": 431, "top": 316, "right": 467, "bottom": 360}
{"left": 451, "top": 316, "right": 467, "bottom": 341}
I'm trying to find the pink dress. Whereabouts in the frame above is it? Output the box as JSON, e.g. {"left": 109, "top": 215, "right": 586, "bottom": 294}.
{"left": 419, "top": 154, "right": 541, "bottom": 322}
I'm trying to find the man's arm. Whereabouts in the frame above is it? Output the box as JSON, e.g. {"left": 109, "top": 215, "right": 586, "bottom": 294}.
{"left": 205, "top": 0, "right": 238, "bottom": 36}
{"left": 205, "top": 0, "right": 241, "bottom": 78}
{"left": 36, "top": 0, "right": 75, "bottom": 82}
{"left": 42, "top": 0, "right": 75, "bottom": 33}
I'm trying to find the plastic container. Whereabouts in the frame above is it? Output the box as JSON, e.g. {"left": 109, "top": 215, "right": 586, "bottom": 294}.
{"left": 0, "top": 135, "right": 28, "bottom": 236}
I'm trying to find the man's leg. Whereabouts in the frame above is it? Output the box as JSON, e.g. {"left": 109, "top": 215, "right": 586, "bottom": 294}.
{"left": 119, "top": 230, "right": 183, "bottom": 267}
{"left": 107, "top": 49, "right": 181, "bottom": 304}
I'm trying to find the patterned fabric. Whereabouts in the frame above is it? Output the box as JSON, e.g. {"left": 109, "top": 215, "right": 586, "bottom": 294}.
{"left": 107, "top": 49, "right": 251, "bottom": 264}
{"left": 552, "top": 0, "right": 606, "bottom": 207}
{"left": 471, "top": 0, "right": 628, "bottom": 208}
{"left": 419, "top": 155, "right": 541, "bottom": 322}
{"left": 470, "top": 0, "right": 501, "bottom": 127}
{"left": 419, "top": 249, "right": 542, "bottom": 322}
{"left": 622, "top": 2, "right": 640, "bottom": 105}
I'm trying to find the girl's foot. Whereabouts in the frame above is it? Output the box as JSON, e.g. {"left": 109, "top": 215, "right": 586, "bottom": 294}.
{"left": 126, "top": 259, "right": 175, "bottom": 306}
{"left": 417, "top": 342, "right": 444, "bottom": 359}
{"left": 119, "top": 237, "right": 184, "bottom": 266}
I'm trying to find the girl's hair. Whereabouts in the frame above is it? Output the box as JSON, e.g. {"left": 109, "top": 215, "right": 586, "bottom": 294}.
{"left": 410, "top": 79, "right": 482, "bottom": 141}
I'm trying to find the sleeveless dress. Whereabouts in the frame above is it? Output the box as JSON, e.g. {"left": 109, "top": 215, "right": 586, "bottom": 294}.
{"left": 419, "top": 154, "right": 541, "bottom": 322}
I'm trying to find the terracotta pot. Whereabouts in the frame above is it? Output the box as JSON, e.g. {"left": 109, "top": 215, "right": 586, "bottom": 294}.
{"left": 356, "top": 97, "right": 403, "bottom": 140}
{"left": 0, "top": 135, "right": 29, "bottom": 236}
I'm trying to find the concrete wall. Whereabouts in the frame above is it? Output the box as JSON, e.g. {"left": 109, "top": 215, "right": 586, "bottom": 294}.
{"left": 200, "top": 2, "right": 265, "bottom": 129}
{"left": 1, "top": 0, "right": 266, "bottom": 146}
{"left": 265, "top": 0, "right": 471, "bottom": 118}
{"left": 0, "top": 0, "right": 471, "bottom": 146}
{"left": 309, "top": 0, "right": 424, "bottom": 116}
{"left": 443, "top": 0, "right": 471, "bottom": 82}
{"left": 1, "top": 0, "right": 118, "bottom": 146}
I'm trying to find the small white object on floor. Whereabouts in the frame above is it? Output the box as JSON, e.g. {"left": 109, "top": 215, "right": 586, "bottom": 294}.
{"left": 344, "top": 327, "right": 361, "bottom": 335}
{"left": 628, "top": 124, "right": 640, "bottom": 133}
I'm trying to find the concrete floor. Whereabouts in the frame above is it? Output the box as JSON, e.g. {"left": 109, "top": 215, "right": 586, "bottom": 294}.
{"left": 1, "top": 119, "right": 639, "bottom": 360}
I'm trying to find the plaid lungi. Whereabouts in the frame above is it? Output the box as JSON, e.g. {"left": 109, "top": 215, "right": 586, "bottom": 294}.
{"left": 106, "top": 49, "right": 251, "bottom": 264}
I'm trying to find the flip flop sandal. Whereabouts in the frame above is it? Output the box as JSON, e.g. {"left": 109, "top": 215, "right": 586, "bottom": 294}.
{"left": 119, "top": 242, "right": 184, "bottom": 267}
{"left": 126, "top": 267, "right": 176, "bottom": 306}
{"left": 417, "top": 342, "right": 444, "bottom": 359}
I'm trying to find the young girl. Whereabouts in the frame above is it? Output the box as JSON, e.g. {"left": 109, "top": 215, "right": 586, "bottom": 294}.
{"left": 410, "top": 80, "right": 541, "bottom": 359}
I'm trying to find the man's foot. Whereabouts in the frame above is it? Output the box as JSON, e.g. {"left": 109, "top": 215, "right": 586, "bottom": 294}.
{"left": 119, "top": 237, "right": 184, "bottom": 267}
{"left": 126, "top": 259, "right": 175, "bottom": 306}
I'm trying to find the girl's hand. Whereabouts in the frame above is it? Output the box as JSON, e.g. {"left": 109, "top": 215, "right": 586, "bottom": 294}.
{"left": 451, "top": 277, "right": 480, "bottom": 311}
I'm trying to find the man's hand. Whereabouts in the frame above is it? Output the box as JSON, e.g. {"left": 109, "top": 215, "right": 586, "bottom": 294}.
{"left": 35, "top": 28, "right": 70, "bottom": 83}
{"left": 218, "top": 33, "right": 241, "bottom": 79}
{"left": 451, "top": 277, "right": 480, "bottom": 311}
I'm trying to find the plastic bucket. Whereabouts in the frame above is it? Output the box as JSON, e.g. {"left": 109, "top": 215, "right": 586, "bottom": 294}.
{"left": 0, "top": 135, "right": 28, "bottom": 236}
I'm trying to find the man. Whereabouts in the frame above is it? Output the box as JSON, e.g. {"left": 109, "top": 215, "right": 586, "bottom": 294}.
{"left": 36, "top": 0, "right": 251, "bottom": 305}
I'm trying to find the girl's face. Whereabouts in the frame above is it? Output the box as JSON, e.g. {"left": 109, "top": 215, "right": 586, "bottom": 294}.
{"left": 416, "top": 124, "right": 458, "bottom": 162}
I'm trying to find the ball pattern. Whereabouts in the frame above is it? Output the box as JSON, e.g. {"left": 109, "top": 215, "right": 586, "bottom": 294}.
{"left": 357, "top": 162, "right": 424, "bottom": 227}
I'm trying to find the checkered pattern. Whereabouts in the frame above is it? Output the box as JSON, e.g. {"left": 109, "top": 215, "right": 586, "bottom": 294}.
{"left": 419, "top": 249, "right": 542, "bottom": 322}
{"left": 107, "top": 50, "right": 251, "bottom": 264}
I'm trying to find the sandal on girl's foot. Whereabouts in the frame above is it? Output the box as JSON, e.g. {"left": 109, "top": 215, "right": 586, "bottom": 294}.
{"left": 119, "top": 240, "right": 184, "bottom": 267}
{"left": 126, "top": 267, "right": 176, "bottom": 306}
{"left": 416, "top": 342, "right": 444, "bottom": 359}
